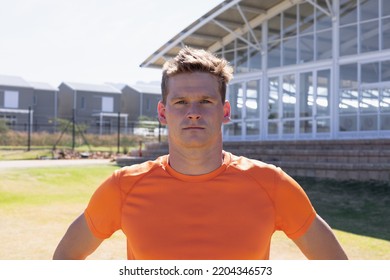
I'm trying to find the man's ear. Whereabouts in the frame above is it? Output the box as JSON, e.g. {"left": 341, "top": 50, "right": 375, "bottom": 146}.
{"left": 157, "top": 101, "right": 167, "bottom": 125}
{"left": 222, "top": 100, "right": 231, "bottom": 124}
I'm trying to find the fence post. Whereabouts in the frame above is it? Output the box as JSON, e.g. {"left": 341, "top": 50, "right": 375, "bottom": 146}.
{"left": 27, "top": 106, "right": 32, "bottom": 151}
{"left": 72, "top": 109, "right": 76, "bottom": 151}
{"left": 117, "top": 112, "right": 121, "bottom": 154}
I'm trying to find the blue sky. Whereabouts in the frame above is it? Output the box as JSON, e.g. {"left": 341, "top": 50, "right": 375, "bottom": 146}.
{"left": 0, "top": 0, "right": 222, "bottom": 87}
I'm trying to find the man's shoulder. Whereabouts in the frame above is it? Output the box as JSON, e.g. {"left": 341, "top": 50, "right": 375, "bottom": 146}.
{"left": 227, "top": 152, "right": 278, "bottom": 173}
{"left": 115, "top": 155, "right": 168, "bottom": 178}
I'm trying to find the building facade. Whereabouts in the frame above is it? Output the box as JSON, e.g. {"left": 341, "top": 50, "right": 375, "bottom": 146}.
{"left": 112, "top": 81, "right": 161, "bottom": 122}
{"left": 0, "top": 75, "right": 35, "bottom": 132}
{"left": 58, "top": 82, "right": 128, "bottom": 135}
{"left": 141, "top": 0, "right": 390, "bottom": 141}
{"left": 30, "top": 82, "right": 58, "bottom": 132}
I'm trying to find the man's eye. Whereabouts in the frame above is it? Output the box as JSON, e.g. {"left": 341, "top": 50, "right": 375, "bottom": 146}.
{"left": 200, "top": 100, "right": 211, "bottom": 104}
{"left": 175, "top": 100, "right": 186, "bottom": 104}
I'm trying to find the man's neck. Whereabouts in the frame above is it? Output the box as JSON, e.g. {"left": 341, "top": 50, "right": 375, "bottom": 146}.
{"left": 168, "top": 145, "right": 224, "bottom": 175}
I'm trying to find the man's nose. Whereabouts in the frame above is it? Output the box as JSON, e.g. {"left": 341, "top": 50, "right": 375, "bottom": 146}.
{"left": 186, "top": 103, "right": 201, "bottom": 120}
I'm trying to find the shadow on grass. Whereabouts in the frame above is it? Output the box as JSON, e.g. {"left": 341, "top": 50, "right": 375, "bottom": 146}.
{"left": 296, "top": 177, "right": 390, "bottom": 241}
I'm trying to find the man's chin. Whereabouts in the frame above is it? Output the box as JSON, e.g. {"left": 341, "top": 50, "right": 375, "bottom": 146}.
{"left": 179, "top": 137, "right": 209, "bottom": 149}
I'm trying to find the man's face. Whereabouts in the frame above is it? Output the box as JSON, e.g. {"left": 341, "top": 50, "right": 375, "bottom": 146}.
{"left": 158, "top": 72, "right": 231, "bottom": 149}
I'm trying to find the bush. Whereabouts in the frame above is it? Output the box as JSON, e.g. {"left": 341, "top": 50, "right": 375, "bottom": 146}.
{"left": 0, "top": 119, "right": 9, "bottom": 134}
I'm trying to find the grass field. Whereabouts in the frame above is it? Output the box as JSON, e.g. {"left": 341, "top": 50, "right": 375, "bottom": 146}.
{"left": 0, "top": 164, "right": 389, "bottom": 260}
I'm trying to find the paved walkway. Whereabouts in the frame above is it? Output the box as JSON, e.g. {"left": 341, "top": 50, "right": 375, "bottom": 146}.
{"left": 0, "top": 159, "right": 116, "bottom": 169}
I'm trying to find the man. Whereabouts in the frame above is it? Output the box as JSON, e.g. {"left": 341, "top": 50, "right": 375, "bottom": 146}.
{"left": 53, "top": 47, "right": 347, "bottom": 260}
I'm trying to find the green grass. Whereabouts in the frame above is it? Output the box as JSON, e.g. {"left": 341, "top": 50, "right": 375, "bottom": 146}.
{"left": 296, "top": 177, "right": 390, "bottom": 241}
{"left": 0, "top": 165, "right": 118, "bottom": 207}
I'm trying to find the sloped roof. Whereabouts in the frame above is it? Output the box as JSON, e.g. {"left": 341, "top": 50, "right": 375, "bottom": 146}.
{"left": 0, "top": 74, "right": 32, "bottom": 88}
{"left": 130, "top": 81, "right": 161, "bottom": 95}
{"left": 29, "top": 81, "right": 58, "bottom": 91}
{"left": 62, "top": 82, "right": 122, "bottom": 94}
{"left": 140, "top": 0, "right": 330, "bottom": 69}
{"left": 107, "top": 82, "right": 127, "bottom": 91}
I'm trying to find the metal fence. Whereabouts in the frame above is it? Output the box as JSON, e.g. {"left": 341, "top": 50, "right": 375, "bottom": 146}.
{"left": 0, "top": 120, "right": 167, "bottom": 152}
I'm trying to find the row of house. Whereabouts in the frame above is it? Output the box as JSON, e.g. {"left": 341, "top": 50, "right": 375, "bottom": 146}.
{"left": 0, "top": 74, "right": 161, "bottom": 134}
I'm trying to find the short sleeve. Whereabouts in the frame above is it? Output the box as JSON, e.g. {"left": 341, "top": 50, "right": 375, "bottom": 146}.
{"left": 84, "top": 170, "right": 122, "bottom": 239}
{"left": 274, "top": 168, "right": 316, "bottom": 239}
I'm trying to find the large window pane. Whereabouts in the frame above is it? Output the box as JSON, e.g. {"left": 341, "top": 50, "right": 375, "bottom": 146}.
{"left": 283, "top": 120, "right": 295, "bottom": 134}
{"left": 382, "top": 0, "right": 390, "bottom": 17}
{"left": 249, "top": 25, "right": 262, "bottom": 71}
{"left": 381, "top": 88, "right": 390, "bottom": 111}
{"left": 236, "top": 46, "right": 249, "bottom": 73}
{"left": 268, "top": 122, "right": 278, "bottom": 135}
{"left": 300, "top": 119, "right": 312, "bottom": 133}
{"left": 360, "top": 89, "right": 379, "bottom": 114}
{"left": 299, "top": 3, "right": 314, "bottom": 34}
{"left": 246, "top": 80, "right": 260, "bottom": 119}
{"left": 339, "top": 89, "right": 359, "bottom": 114}
{"left": 299, "top": 34, "right": 314, "bottom": 62}
{"left": 224, "top": 122, "right": 242, "bottom": 136}
{"left": 360, "top": 0, "right": 379, "bottom": 21}
{"left": 317, "top": 118, "right": 330, "bottom": 133}
{"left": 229, "top": 84, "right": 243, "bottom": 119}
{"left": 268, "top": 14, "right": 281, "bottom": 41}
{"left": 249, "top": 47, "right": 262, "bottom": 71}
{"left": 102, "top": 97, "right": 113, "bottom": 112}
{"left": 4, "top": 91, "right": 19, "bottom": 108}
{"left": 340, "top": 64, "right": 358, "bottom": 89}
{"left": 340, "top": 0, "right": 357, "bottom": 25}
{"left": 381, "top": 61, "right": 390, "bottom": 81}
{"left": 340, "top": 25, "right": 358, "bottom": 56}
{"left": 360, "top": 20, "right": 379, "bottom": 53}
{"left": 282, "top": 74, "right": 296, "bottom": 118}
{"left": 382, "top": 18, "right": 390, "bottom": 50}
{"left": 361, "top": 62, "right": 380, "bottom": 83}
{"left": 380, "top": 114, "right": 390, "bottom": 130}
{"left": 316, "top": 0, "right": 332, "bottom": 30}
{"left": 223, "top": 46, "right": 235, "bottom": 69}
{"left": 283, "top": 6, "right": 297, "bottom": 37}
{"left": 339, "top": 115, "right": 357, "bottom": 131}
{"left": 317, "top": 70, "right": 330, "bottom": 116}
{"left": 317, "top": 30, "right": 332, "bottom": 60}
{"left": 246, "top": 121, "right": 260, "bottom": 136}
{"left": 268, "top": 77, "right": 279, "bottom": 119}
{"left": 299, "top": 72, "right": 313, "bottom": 117}
{"left": 268, "top": 41, "right": 281, "bottom": 68}
{"left": 283, "top": 37, "right": 297, "bottom": 66}
{"left": 360, "top": 115, "right": 377, "bottom": 131}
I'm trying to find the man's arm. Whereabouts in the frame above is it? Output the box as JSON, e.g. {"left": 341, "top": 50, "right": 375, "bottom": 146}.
{"left": 53, "top": 213, "right": 104, "bottom": 260}
{"left": 292, "top": 214, "right": 348, "bottom": 260}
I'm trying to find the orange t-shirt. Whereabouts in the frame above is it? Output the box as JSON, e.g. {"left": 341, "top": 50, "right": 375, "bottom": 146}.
{"left": 84, "top": 152, "right": 316, "bottom": 260}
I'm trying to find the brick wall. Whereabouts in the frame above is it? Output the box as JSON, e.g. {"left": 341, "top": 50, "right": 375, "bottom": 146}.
{"left": 120, "top": 139, "right": 390, "bottom": 182}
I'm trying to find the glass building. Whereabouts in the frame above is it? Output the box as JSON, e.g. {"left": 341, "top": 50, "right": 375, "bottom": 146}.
{"left": 141, "top": 0, "right": 390, "bottom": 141}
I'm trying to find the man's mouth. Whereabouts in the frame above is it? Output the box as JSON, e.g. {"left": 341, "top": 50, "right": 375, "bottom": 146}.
{"left": 183, "top": 126, "right": 204, "bottom": 130}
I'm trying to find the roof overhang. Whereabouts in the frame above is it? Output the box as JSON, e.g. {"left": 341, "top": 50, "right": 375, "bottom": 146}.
{"left": 140, "top": 0, "right": 333, "bottom": 69}
{"left": 92, "top": 112, "right": 128, "bottom": 118}
{"left": 0, "top": 108, "right": 30, "bottom": 114}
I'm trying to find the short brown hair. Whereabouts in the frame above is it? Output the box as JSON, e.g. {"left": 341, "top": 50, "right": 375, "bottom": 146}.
{"left": 161, "top": 47, "right": 233, "bottom": 104}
